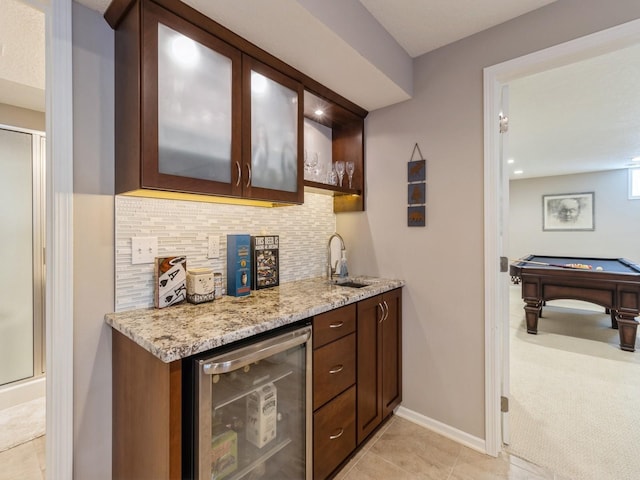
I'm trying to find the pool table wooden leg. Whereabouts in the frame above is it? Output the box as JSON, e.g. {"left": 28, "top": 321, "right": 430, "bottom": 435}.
{"left": 615, "top": 313, "right": 638, "bottom": 352}
{"left": 524, "top": 300, "right": 542, "bottom": 334}
{"left": 610, "top": 310, "right": 618, "bottom": 329}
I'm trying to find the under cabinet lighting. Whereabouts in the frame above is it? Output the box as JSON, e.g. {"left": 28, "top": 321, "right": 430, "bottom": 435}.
{"left": 314, "top": 109, "right": 324, "bottom": 116}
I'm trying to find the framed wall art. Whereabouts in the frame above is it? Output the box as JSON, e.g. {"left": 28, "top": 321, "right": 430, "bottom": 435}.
{"left": 542, "top": 192, "right": 594, "bottom": 231}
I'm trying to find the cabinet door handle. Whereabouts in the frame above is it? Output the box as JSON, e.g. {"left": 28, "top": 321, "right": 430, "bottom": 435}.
{"left": 382, "top": 300, "right": 389, "bottom": 322}
{"left": 377, "top": 302, "right": 384, "bottom": 323}
{"left": 329, "top": 321, "right": 344, "bottom": 329}
{"left": 235, "top": 161, "right": 241, "bottom": 186}
{"left": 329, "top": 428, "right": 344, "bottom": 440}
{"left": 329, "top": 365, "right": 344, "bottom": 374}
{"left": 245, "top": 164, "right": 252, "bottom": 188}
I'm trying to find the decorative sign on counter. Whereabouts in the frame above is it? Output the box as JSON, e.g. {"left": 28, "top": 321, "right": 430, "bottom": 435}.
{"left": 251, "top": 235, "right": 280, "bottom": 290}
{"left": 154, "top": 256, "right": 187, "bottom": 308}
{"left": 227, "top": 234, "right": 251, "bottom": 297}
{"left": 407, "top": 143, "right": 426, "bottom": 227}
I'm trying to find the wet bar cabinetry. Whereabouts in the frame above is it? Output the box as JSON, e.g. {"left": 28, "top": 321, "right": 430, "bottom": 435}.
{"left": 356, "top": 289, "right": 403, "bottom": 444}
{"left": 107, "top": 278, "right": 403, "bottom": 480}
{"left": 105, "top": 0, "right": 367, "bottom": 210}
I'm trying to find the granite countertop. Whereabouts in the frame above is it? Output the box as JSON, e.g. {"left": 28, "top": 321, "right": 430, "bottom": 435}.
{"left": 105, "top": 276, "right": 404, "bottom": 363}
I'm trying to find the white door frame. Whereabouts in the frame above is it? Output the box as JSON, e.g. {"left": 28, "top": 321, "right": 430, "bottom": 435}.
{"left": 45, "top": 0, "right": 74, "bottom": 477}
{"left": 483, "top": 17, "right": 640, "bottom": 457}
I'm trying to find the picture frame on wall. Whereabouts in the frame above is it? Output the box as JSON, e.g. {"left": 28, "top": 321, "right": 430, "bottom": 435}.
{"left": 542, "top": 192, "right": 594, "bottom": 231}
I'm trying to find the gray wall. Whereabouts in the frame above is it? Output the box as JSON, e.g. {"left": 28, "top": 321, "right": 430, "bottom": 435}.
{"left": 338, "top": 0, "right": 640, "bottom": 440}
{"left": 510, "top": 169, "right": 640, "bottom": 261}
{"left": 69, "top": 0, "right": 640, "bottom": 474}
{"left": 72, "top": 3, "right": 114, "bottom": 478}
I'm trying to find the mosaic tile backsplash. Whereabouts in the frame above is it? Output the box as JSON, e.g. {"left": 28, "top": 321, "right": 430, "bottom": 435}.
{"left": 115, "top": 192, "right": 336, "bottom": 312}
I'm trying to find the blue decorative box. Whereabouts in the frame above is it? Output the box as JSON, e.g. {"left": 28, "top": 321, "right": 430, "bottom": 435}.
{"left": 226, "top": 234, "right": 251, "bottom": 297}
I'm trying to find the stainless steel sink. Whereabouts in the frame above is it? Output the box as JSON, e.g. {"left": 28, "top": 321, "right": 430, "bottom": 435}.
{"left": 336, "top": 281, "right": 368, "bottom": 288}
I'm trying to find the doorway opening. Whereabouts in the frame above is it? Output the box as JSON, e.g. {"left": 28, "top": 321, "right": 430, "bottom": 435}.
{"left": 484, "top": 15, "right": 640, "bottom": 471}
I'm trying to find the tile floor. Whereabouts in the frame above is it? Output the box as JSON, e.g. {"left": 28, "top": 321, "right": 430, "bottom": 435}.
{"left": 0, "top": 435, "right": 45, "bottom": 480}
{"left": 335, "top": 416, "right": 570, "bottom": 480}
{"left": 0, "top": 416, "right": 569, "bottom": 479}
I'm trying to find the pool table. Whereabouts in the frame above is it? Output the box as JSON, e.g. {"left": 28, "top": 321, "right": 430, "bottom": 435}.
{"left": 510, "top": 255, "right": 640, "bottom": 351}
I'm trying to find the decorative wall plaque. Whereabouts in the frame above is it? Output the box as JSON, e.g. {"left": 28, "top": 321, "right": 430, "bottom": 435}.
{"left": 407, "top": 143, "right": 427, "bottom": 227}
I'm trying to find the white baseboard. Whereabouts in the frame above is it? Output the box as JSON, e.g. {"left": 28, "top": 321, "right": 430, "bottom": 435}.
{"left": 0, "top": 376, "right": 46, "bottom": 411}
{"left": 395, "top": 405, "right": 488, "bottom": 455}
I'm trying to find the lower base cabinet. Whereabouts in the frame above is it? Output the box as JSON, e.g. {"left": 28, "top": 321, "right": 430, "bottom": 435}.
{"left": 312, "top": 288, "right": 402, "bottom": 479}
{"left": 313, "top": 386, "right": 356, "bottom": 480}
{"left": 356, "top": 289, "right": 402, "bottom": 444}
{"left": 111, "top": 288, "right": 402, "bottom": 480}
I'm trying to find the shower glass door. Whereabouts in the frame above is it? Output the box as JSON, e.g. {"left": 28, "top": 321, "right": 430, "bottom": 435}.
{"left": 0, "top": 126, "right": 45, "bottom": 386}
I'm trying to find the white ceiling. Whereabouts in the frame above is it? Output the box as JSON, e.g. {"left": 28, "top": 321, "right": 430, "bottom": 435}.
{"left": 2, "top": 0, "right": 639, "bottom": 180}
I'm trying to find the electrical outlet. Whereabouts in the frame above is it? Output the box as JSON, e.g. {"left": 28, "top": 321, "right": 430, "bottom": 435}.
{"left": 131, "top": 237, "right": 158, "bottom": 264}
{"left": 208, "top": 235, "right": 220, "bottom": 259}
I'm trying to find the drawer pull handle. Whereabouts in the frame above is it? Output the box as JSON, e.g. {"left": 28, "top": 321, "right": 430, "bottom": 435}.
{"left": 329, "top": 428, "right": 344, "bottom": 440}
{"left": 329, "top": 365, "right": 344, "bottom": 374}
{"left": 329, "top": 321, "right": 344, "bottom": 328}
{"left": 377, "top": 303, "right": 384, "bottom": 323}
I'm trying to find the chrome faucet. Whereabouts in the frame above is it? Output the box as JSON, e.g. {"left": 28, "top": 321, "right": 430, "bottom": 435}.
{"left": 327, "top": 232, "right": 346, "bottom": 280}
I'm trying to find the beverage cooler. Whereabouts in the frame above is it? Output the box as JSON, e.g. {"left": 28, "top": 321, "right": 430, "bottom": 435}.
{"left": 185, "top": 323, "right": 312, "bottom": 480}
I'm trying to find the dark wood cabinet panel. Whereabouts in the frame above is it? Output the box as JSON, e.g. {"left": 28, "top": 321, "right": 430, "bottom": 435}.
{"left": 313, "top": 333, "right": 356, "bottom": 410}
{"left": 313, "top": 386, "right": 356, "bottom": 480}
{"left": 312, "top": 304, "right": 356, "bottom": 349}
{"left": 112, "top": 330, "right": 182, "bottom": 480}
{"left": 356, "top": 289, "right": 402, "bottom": 444}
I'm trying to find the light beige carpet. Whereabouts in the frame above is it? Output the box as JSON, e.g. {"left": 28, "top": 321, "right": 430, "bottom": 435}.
{"left": 507, "top": 286, "right": 640, "bottom": 480}
{"left": 0, "top": 396, "right": 45, "bottom": 453}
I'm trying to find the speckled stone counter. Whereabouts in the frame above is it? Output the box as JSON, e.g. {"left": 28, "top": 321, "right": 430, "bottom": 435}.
{"left": 105, "top": 276, "right": 404, "bottom": 363}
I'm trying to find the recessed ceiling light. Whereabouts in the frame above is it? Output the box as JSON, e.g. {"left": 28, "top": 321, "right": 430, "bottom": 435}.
{"left": 507, "top": 159, "right": 515, "bottom": 164}
{"left": 632, "top": 156, "right": 640, "bottom": 162}
{"left": 514, "top": 170, "right": 523, "bottom": 175}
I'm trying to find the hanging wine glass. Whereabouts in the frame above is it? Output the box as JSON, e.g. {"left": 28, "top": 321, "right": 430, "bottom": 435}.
{"left": 345, "top": 161, "right": 355, "bottom": 188}
{"left": 335, "top": 161, "right": 345, "bottom": 187}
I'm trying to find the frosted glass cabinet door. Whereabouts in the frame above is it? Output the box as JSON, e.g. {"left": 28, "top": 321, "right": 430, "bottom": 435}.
{"left": 244, "top": 57, "right": 303, "bottom": 203}
{"left": 140, "top": 1, "right": 242, "bottom": 198}
{"left": 157, "top": 23, "right": 234, "bottom": 183}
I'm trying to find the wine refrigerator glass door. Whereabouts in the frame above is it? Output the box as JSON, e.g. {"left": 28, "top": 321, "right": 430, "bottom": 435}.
{"left": 196, "top": 325, "right": 312, "bottom": 480}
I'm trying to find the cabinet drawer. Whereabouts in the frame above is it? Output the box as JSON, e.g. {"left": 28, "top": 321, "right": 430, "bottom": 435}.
{"left": 313, "top": 304, "right": 356, "bottom": 349}
{"left": 313, "top": 333, "right": 356, "bottom": 410}
{"left": 313, "top": 385, "right": 356, "bottom": 480}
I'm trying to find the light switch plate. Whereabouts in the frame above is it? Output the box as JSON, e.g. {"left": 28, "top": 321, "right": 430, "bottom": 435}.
{"left": 208, "top": 235, "right": 220, "bottom": 259}
{"left": 131, "top": 237, "right": 158, "bottom": 264}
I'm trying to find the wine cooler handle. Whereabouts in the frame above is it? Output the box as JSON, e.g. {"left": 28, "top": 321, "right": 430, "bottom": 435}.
{"left": 329, "top": 428, "right": 344, "bottom": 440}
{"left": 201, "top": 326, "right": 311, "bottom": 375}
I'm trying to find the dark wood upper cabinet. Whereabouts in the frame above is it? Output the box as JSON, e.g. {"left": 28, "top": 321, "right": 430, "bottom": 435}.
{"left": 242, "top": 55, "right": 304, "bottom": 204}
{"left": 115, "top": 1, "right": 244, "bottom": 199}
{"left": 108, "top": 0, "right": 367, "bottom": 209}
